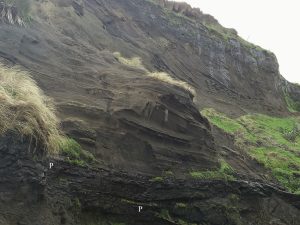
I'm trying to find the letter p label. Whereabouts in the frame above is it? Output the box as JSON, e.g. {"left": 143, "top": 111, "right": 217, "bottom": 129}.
{"left": 138, "top": 206, "right": 143, "bottom": 213}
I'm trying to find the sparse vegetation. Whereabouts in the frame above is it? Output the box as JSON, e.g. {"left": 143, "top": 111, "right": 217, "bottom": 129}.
{"left": 158, "top": 209, "right": 173, "bottom": 222}
{"left": 284, "top": 91, "right": 300, "bottom": 112}
{"left": 113, "top": 52, "right": 196, "bottom": 95}
{"left": 175, "top": 203, "right": 187, "bottom": 209}
{"left": 190, "top": 170, "right": 235, "bottom": 181}
{"left": 203, "top": 22, "right": 270, "bottom": 54}
{"left": 157, "top": 209, "right": 196, "bottom": 225}
{"left": 163, "top": 170, "right": 174, "bottom": 177}
{"left": 190, "top": 158, "right": 235, "bottom": 181}
{"left": 72, "top": 197, "right": 81, "bottom": 212}
{"left": 150, "top": 176, "right": 164, "bottom": 182}
{"left": 204, "top": 23, "right": 232, "bottom": 41}
{"left": 219, "top": 159, "right": 235, "bottom": 175}
{"left": 202, "top": 108, "right": 300, "bottom": 193}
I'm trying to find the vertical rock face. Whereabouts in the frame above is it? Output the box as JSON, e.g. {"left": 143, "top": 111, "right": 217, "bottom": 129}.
{"left": 0, "top": 133, "right": 48, "bottom": 225}
{"left": 0, "top": 0, "right": 300, "bottom": 224}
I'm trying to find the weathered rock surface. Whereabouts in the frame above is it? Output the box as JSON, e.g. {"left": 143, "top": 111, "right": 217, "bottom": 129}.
{"left": 1, "top": 134, "right": 300, "bottom": 225}
{"left": 0, "top": 0, "right": 300, "bottom": 224}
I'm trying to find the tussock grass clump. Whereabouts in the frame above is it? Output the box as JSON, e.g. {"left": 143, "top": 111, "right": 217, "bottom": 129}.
{"left": 0, "top": 63, "right": 61, "bottom": 153}
{"left": 113, "top": 52, "right": 196, "bottom": 96}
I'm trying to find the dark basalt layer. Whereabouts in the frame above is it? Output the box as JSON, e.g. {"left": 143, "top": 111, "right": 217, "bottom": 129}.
{"left": 1, "top": 134, "right": 300, "bottom": 225}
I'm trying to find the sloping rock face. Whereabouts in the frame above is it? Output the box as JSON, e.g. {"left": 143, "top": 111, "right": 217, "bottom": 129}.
{"left": 0, "top": 0, "right": 300, "bottom": 224}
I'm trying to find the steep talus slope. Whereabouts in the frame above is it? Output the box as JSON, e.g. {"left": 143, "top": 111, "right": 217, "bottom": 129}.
{"left": 1, "top": 0, "right": 300, "bottom": 225}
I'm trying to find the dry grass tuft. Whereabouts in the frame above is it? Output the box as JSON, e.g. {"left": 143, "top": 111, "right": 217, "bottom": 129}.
{"left": 148, "top": 72, "right": 196, "bottom": 96}
{"left": 0, "top": 63, "right": 62, "bottom": 154}
{"left": 113, "top": 52, "right": 145, "bottom": 70}
{"left": 113, "top": 52, "right": 196, "bottom": 96}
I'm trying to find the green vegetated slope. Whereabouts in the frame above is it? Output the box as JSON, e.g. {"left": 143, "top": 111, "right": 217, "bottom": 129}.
{"left": 284, "top": 90, "right": 300, "bottom": 112}
{"left": 202, "top": 108, "right": 300, "bottom": 193}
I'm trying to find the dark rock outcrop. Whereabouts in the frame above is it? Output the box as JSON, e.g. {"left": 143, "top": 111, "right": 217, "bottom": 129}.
{"left": 1, "top": 133, "right": 300, "bottom": 225}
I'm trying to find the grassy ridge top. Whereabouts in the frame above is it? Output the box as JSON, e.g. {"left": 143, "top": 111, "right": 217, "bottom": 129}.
{"left": 202, "top": 108, "right": 300, "bottom": 193}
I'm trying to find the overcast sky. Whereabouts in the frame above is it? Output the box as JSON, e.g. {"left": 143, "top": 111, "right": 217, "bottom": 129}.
{"left": 175, "top": 0, "right": 299, "bottom": 83}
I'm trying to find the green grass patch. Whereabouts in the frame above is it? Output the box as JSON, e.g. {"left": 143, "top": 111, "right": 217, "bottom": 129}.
{"left": 202, "top": 108, "right": 243, "bottom": 134}
{"left": 149, "top": 176, "right": 164, "bottom": 182}
{"left": 220, "top": 159, "right": 235, "bottom": 175}
{"left": 250, "top": 147, "right": 300, "bottom": 193}
{"left": 202, "top": 108, "right": 300, "bottom": 193}
{"left": 190, "top": 159, "right": 236, "bottom": 181}
{"left": 60, "top": 138, "right": 95, "bottom": 166}
{"left": 190, "top": 170, "right": 235, "bottom": 181}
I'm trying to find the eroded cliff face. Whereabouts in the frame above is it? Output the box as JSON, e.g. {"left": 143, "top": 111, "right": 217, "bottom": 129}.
{"left": 0, "top": 0, "right": 300, "bottom": 225}
{"left": 0, "top": 0, "right": 290, "bottom": 169}
{"left": 1, "top": 133, "right": 300, "bottom": 225}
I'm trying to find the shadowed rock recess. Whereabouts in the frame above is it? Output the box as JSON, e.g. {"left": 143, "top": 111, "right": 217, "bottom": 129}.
{"left": 1, "top": 0, "right": 300, "bottom": 224}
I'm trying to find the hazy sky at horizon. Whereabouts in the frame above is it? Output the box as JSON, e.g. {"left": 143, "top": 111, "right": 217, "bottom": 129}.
{"left": 175, "top": 0, "right": 299, "bottom": 83}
